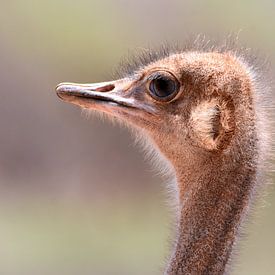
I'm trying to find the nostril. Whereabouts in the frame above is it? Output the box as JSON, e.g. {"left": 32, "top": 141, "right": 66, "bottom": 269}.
{"left": 95, "top": 84, "right": 115, "bottom": 92}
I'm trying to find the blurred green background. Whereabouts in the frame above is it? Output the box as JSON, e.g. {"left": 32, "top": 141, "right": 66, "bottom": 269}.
{"left": 0, "top": 1, "right": 274, "bottom": 274}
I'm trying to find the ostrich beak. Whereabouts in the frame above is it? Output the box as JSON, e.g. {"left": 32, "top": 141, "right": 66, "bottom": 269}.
{"left": 56, "top": 79, "right": 134, "bottom": 107}
{"left": 55, "top": 79, "right": 156, "bottom": 124}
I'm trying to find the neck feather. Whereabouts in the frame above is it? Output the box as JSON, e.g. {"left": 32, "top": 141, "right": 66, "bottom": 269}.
{"left": 166, "top": 133, "right": 258, "bottom": 274}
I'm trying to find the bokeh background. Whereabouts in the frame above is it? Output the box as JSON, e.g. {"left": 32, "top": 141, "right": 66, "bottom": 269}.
{"left": 0, "top": 1, "right": 274, "bottom": 274}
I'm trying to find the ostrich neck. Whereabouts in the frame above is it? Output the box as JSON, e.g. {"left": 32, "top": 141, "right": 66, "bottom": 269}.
{"left": 166, "top": 142, "right": 258, "bottom": 274}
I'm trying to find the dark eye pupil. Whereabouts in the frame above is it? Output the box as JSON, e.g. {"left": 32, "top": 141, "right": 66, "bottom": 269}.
{"left": 150, "top": 77, "right": 176, "bottom": 98}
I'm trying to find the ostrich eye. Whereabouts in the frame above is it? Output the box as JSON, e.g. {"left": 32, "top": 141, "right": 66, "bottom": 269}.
{"left": 148, "top": 73, "right": 179, "bottom": 102}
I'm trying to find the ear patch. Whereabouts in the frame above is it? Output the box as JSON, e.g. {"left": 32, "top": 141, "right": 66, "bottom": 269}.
{"left": 190, "top": 98, "right": 235, "bottom": 151}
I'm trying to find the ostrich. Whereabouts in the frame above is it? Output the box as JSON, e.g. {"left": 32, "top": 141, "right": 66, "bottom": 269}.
{"left": 55, "top": 42, "right": 271, "bottom": 274}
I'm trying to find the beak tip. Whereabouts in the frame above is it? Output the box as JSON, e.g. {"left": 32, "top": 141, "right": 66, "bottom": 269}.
{"left": 55, "top": 83, "right": 71, "bottom": 102}
{"left": 55, "top": 83, "right": 72, "bottom": 97}
{"left": 55, "top": 83, "right": 65, "bottom": 93}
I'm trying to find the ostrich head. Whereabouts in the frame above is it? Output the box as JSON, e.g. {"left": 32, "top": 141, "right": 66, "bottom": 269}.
{"left": 56, "top": 45, "right": 269, "bottom": 274}
{"left": 56, "top": 52, "right": 242, "bottom": 171}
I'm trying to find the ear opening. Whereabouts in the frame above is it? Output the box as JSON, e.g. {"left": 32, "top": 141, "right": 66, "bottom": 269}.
{"left": 190, "top": 97, "right": 235, "bottom": 151}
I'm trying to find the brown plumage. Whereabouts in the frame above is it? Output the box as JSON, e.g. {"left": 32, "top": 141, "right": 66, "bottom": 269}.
{"left": 55, "top": 40, "right": 271, "bottom": 274}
